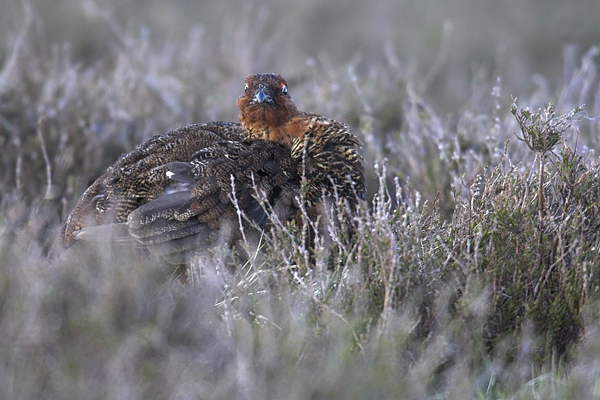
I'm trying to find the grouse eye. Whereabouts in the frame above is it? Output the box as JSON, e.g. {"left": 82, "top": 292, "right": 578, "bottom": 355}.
{"left": 281, "top": 84, "right": 288, "bottom": 95}
{"left": 244, "top": 83, "right": 249, "bottom": 92}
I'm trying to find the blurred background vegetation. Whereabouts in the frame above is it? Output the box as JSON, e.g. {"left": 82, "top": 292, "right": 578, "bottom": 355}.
{"left": 2, "top": 0, "right": 599, "bottom": 110}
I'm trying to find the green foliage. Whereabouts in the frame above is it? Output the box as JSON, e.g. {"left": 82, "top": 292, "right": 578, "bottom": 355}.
{"left": 449, "top": 129, "right": 600, "bottom": 359}
{"left": 511, "top": 102, "right": 582, "bottom": 157}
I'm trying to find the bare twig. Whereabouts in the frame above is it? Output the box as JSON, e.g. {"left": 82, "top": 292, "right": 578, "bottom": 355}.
{"left": 37, "top": 118, "right": 54, "bottom": 199}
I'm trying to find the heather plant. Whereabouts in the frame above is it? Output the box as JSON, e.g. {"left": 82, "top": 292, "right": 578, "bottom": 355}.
{"left": 448, "top": 102, "right": 599, "bottom": 360}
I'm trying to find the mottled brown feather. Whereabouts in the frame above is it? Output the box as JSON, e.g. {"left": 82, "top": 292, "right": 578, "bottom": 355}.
{"left": 61, "top": 122, "right": 243, "bottom": 245}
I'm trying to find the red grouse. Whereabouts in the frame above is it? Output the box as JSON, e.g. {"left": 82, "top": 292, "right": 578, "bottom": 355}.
{"left": 62, "top": 73, "right": 365, "bottom": 264}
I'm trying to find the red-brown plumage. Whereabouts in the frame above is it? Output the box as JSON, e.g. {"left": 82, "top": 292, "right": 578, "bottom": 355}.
{"left": 236, "top": 73, "right": 306, "bottom": 146}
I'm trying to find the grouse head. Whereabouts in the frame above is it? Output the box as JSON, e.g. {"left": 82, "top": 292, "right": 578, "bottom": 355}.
{"left": 237, "top": 73, "right": 300, "bottom": 145}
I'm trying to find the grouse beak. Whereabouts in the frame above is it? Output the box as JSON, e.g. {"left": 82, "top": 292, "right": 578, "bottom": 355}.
{"left": 255, "top": 87, "right": 273, "bottom": 104}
